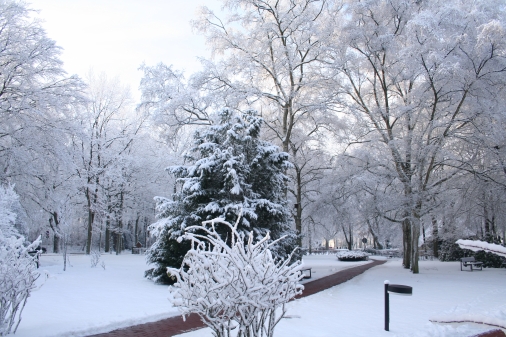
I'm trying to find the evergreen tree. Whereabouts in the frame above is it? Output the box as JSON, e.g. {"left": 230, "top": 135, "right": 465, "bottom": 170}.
{"left": 146, "top": 109, "right": 297, "bottom": 284}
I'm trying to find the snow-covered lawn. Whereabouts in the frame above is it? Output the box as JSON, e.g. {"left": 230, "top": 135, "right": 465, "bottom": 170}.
{"left": 9, "top": 253, "right": 506, "bottom": 337}
{"left": 179, "top": 257, "right": 506, "bottom": 337}
{"left": 11, "top": 253, "right": 177, "bottom": 337}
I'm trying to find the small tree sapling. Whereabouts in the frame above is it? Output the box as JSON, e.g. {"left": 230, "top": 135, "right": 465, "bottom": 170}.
{"left": 168, "top": 215, "right": 304, "bottom": 337}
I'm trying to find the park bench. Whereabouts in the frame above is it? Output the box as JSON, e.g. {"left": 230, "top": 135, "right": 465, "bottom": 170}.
{"left": 460, "top": 257, "right": 483, "bottom": 271}
{"left": 420, "top": 253, "right": 434, "bottom": 260}
{"left": 301, "top": 267, "right": 312, "bottom": 279}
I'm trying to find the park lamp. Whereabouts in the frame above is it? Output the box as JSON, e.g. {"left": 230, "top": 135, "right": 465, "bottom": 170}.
{"left": 384, "top": 280, "right": 412, "bottom": 331}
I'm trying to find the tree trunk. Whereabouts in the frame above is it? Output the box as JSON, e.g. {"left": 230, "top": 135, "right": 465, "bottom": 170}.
{"left": 410, "top": 220, "right": 420, "bottom": 274}
{"left": 53, "top": 234, "right": 60, "bottom": 253}
{"left": 116, "top": 191, "right": 124, "bottom": 255}
{"left": 49, "top": 212, "right": 60, "bottom": 253}
{"left": 308, "top": 222, "right": 312, "bottom": 254}
{"left": 342, "top": 224, "right": 353, "bottom": 250}
{"left": 366, "top": 219, "right": 383, "bottom": 250}
{"left": 85, "top": 186, "right": 96, "bottom": 255}
{"left": 86, "top": 207, "right": 94, "bottom": 255}
{"left": 134, "top": 215, "right": 140, "bottom": 245}
{"left": 144, "top": 217, "right": 148, "bottom": 248}
{"left": 402, "top": 217, "right": 411, "bottom": 269}
{"left": 349, "top": 226, "right": 353, "bottom": 250}
{"left": 294, "top": 167, "right": 302, "bottom": 248}
{"left": 105, "top": 223, "right": 111, "bottom": 253}
{"left": 431, "top": 216, "right": 439, "bottom": 258}
{"left": 63, "top": 235, "right": 67, "bottom": 272}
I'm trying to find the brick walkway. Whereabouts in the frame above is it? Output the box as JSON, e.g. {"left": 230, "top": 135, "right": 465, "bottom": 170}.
{"left": 87, "top": 259, "right": 386, "bottom": 337}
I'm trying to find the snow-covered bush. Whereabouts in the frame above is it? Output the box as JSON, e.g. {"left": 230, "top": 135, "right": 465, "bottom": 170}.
{"left": 168, "top": 216, "right": 303, "bottom": 337}
{"left": 456, "top": 239, "right": 506, "bottom": 268}
{"left": 90, "top": 250, "right": 101, "bottom": 268}
{"left": 0, "top": 235, "right": 41, "bottom": 336}
{"left": 336, "top": 250, "right": 369, "bottom": 261}
{"left": 0, "top": 184, "right": 42, "bottom": 335}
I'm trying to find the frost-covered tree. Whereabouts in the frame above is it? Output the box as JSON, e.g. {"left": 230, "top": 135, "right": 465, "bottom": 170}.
{"left": 0, "top": 185, "right": 21, "bottom": 238}
{"left": 0, "top": 0, "right": 84, "bottom": 247}
{"left": 0, "top": 1, "right": 84, "bottom": 183}
{"left": 168, "top": 216, "right": 303, "bottom": 337}
{"left": 330, "top": 0, "right": 506, "bottom": 273}
{"left": 146, "top": 109, "right": 297, "bottom": 284}
{"left": 73, "top": 72, "right": 145, "bottom": 255}
{"left": 140, "top": 0, "right": 340, "bottom": 247}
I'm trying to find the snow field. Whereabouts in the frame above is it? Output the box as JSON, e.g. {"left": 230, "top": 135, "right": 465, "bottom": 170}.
{"left": 178, "top": 259, "right": 506, "bottom": 337}
{"left": 11, "top": 253, "right": 178, "bottom": 337}
{"left": 9, "top": 254, "right": 506, "bottom": 337}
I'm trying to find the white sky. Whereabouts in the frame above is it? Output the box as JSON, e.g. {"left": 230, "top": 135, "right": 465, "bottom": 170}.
{"left": 28, "top": 0, "right": 223, "bottom": 101}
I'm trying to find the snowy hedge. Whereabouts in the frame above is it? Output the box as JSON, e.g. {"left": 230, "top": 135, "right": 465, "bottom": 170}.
{"left": 336, "top": 250, "right": 369, "bottom": 261}
{"left": 168, "top": 216, "right": 303, "bottom": 337}
{"left": 456, "top": 239, "right": 506, "bottom": 258}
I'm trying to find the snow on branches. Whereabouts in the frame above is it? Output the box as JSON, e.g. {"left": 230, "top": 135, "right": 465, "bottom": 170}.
{"left": 0, "top": 184, "right": 42, "bottom": 336}
{"left": 0, "top": 185, "right": 20, "bottom": 238}
{"left": 456, "top": 239, "right": 506, "bottom": 258}
{"left": 168, "top": 216, "right": 304, "bottom": 337}
{"left": 0, "top": 235, "right": 41, "bottom": 336}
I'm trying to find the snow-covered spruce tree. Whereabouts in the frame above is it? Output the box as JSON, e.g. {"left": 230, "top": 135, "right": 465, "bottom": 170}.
{"left": 169, "top": 216, "right": 303, "bottom": 337}
{"left": 146, "top": 109, "right": 297, "bottom": 284}
{"left": 0, "top": 185, "right": 41, "bottom": 336}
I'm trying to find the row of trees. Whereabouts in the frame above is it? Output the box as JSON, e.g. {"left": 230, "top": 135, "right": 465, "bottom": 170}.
{"left": 0, "top": 1, "right": 171, "bottom": 256}
{"left": 2, "top": 0, "right": 506, "bottom": 276}
{"left": 141, "top": 0, "right": 506, "bottom": 274}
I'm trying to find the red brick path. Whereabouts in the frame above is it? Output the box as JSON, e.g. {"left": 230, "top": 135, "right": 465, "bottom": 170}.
{"left": 87, "top": 259, "right": 387, "bottom": 337}
{"left": 472, "top": 330, "right": 506, "bottom": 337}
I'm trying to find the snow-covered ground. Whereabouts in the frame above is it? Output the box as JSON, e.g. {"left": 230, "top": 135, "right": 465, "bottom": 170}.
{"left": 179, "top": 257, "right": 506, "bottom": 337}
{"left": 10, "top": 253, "right": 177, "bottom": 337}
{"left": 298, "top": 253, "right": 373, "bottom": 283}
{"left": 9, "top": 253, "right": 506, "bottom": 337}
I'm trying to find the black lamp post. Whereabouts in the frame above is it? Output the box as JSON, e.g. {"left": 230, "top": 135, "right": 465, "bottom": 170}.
{"left": 384, "top": 280, "right": 412, "bottom": 331}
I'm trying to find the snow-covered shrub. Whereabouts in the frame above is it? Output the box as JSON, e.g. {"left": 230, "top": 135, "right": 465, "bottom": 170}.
{"left": 0, "top": 235, "right": 41, "bottom": 336}
{"left": 336, "top": 250, "right": 369, "bottom": 261}
{"left": 438, "top": 238, "right": 468, "bottom": 262}
{"left": 0, "top": 184, "right": 42, "bottom": 335}
{"left": 456, "top": 239, "right": 506, "bottom": 268}
{"left": 90, "top": 250, "right": 101, "bottom": 268}
{"left": 473, "top": 250, "right": 505, "bottom": 268}
{"left": 168, "top": 216, "right": 303, "bottom": 337}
